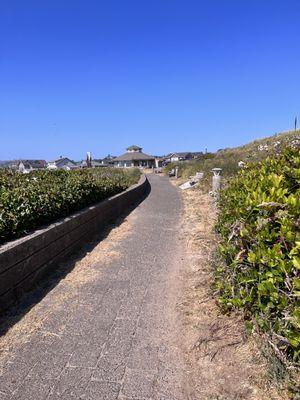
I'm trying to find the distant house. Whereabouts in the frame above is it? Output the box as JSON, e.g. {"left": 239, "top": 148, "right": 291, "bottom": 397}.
{"left": 113, "top": 145, "right": 155, "bottom": 168}
{"left": 47, "top": 157, "right": 77, "bottom": 170}
{"left": 101, "top": 155, "right": 116, "bottom": 166}
{"left": 79, "top": 155, "right": 116, "bottom": 168}
{"left": 79, "top": 160, "right": 104, "bottom": 168}
{"left": 191, "top": 152, "right": 203, "bottom": 159}
{"left": 169, "top": 152, "right": 193, "bottom": 162}
{"left": 91, "top": 155, "right": 116, "bottom": 167}
{"left": 1, "top": 159, "right": 46, "bottom": 173}
{"left": 0, "top": 161, "right": 18, "bottom": 170}
{"left": 21, "top": 160, "right": 46, "bottom": 171}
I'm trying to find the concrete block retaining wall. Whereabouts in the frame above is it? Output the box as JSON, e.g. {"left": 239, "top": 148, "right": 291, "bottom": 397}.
{"left": 0, "top": 175, "right": 149, "bottom": 313}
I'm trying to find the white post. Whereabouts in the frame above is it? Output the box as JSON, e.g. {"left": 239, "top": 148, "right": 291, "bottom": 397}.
{"left": 212, "top": 168, "right": 222, "bottom": 199}
{"left": 175, "top": 166, "right": 179, "bottom": 179}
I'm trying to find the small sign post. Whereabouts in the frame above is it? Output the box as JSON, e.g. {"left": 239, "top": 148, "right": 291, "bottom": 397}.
{"left": 212, "top": 168, "right": 222, "bottom": 199}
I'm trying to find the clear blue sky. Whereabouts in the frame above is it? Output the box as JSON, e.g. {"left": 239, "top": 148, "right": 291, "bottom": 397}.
{"left": 1, "top": 1, "right": 299, "bottom": 160}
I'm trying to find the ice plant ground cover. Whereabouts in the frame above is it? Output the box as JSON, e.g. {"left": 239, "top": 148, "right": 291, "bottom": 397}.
{"left": 216, "top": 148, "right": 300, "bottom": 363}
{"left": 0, "top": 168, "right": 140, "bottom": 244}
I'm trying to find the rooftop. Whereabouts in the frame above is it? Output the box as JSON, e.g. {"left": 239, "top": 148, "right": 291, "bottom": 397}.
{"left": 170, "top": 152, "right": 192, "bottom": 158}
{"left": 126, "top": 145, "right": 142, "bottom": 152}
{"left": 113, "top": 151, "right": 154, "bottom": 162}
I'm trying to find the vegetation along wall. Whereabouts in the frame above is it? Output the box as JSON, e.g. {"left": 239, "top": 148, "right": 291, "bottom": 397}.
{"left": 0, "top": 172, "right": 148, "bottom": 313}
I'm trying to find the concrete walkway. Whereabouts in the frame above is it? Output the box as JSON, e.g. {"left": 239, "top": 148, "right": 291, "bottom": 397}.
{"left": 0, "top": 175, "right": 189, "bottom": 400}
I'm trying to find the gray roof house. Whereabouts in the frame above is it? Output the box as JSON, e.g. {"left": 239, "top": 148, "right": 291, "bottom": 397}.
{"left": 99, "top": 155, "right": 116, "bottom": 166}
{"left": 169, "top": 152, "right": 193, "bottom": 162}
{"left": 191, "top": 152, "right": 204, "bottom": 159}
{"left": 18, "top": 160, "right": 47, "bottom": 173}
{"left": 79, "top": 160, "right": 105, "bottom": 168}
{"left": 1, "top": 160, "right": 47, "bottom": 173}
{"left": 47, "top": 157, "right": 77, "bottom": 170}
{"left": 113, "top": 146, "right": 155, "bottom": 168}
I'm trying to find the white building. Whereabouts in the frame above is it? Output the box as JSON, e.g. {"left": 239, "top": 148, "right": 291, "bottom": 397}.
{"left": 47, "top": 157, "right": 77, "bottom": 170}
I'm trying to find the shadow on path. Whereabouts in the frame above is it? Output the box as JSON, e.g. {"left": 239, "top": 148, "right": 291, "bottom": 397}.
{"left": 0, "top": 183, "right": 151, "bottom": 339}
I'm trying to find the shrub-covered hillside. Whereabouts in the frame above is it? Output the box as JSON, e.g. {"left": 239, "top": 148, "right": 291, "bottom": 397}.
{"left": 216, "top": 148, "right": 300, "bottom": 363}
{"left": 0, "top": 168, "right": 140, "bottom": 244}
{"left": 166, "top": 130, "right": 300, "bottom": 179}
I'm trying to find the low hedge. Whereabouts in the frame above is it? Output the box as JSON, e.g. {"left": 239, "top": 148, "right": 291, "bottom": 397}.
{"left": 0, "top": 168, "right": 140, "bottom": 244}
{"left": 216, "top": 148, "right": 300, "bottom": 362}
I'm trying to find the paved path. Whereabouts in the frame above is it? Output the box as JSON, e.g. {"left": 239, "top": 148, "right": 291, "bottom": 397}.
{"left": 0, "top": 175, "right": 189, "bottom": 400}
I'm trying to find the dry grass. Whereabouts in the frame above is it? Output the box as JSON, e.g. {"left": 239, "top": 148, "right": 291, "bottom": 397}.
{"left": 177, "top": 186, "right": 290, "bottom": 399}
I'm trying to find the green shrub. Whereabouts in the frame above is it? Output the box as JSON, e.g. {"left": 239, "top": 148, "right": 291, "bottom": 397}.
{"left": 0, "top": 168, "right": 140, "bottom": 244}
{"left": 216, "top": 148, "right": 300, "bottom": 362}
